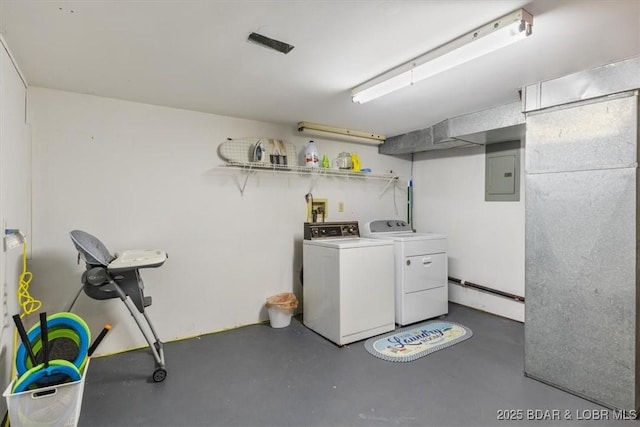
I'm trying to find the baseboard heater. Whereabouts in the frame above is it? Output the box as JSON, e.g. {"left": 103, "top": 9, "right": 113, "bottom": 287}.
{"left": 448, "top": 276, "right": 524, "bottom": 303}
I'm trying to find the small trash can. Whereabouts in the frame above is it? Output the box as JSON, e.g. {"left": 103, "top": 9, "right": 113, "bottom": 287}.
{"left": 265, "top": 292, "right": 298, "bottom": 328}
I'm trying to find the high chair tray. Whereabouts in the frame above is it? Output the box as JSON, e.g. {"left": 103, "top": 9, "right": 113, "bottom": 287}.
{"left": 108, "top": 249, "right": 167, "bottom": 271}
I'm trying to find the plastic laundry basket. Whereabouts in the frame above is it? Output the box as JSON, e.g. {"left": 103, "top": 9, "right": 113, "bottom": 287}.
{"left": 3, "top": 359, "right": 89, "bottom": 427}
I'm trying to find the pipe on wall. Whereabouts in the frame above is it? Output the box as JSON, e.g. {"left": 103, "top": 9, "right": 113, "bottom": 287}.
{"left": 448, "top": 276, "right": 524, "bottom": 302}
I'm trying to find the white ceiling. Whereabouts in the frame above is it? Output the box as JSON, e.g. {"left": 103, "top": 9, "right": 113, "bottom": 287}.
{"left": 1, "top": 0, "right": 639, "bottom": 138}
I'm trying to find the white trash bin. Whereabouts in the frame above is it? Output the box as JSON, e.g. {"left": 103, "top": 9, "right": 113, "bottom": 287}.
{"left": 265, "top": 293, "right": 298, "bottom": 328}
{"left": 267, "top": 306, "right": 292, "bottom": 328}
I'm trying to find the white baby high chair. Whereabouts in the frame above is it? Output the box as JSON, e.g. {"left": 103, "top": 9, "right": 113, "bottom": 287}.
{"left": 69, "top": 230, "right": 168, "bottom": 382}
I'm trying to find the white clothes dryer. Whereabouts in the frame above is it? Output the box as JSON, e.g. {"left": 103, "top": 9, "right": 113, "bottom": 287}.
{"left": 362, "top": 219, "right": 448, "bottom": 326}
{"left": 303, "top": 221, "right": 395, "bottom": 345}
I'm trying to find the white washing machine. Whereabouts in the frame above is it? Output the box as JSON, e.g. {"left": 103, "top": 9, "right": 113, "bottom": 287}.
{"left": 362, "top": 219, "right": 448, "bottom": 326}
{"left": 303, "top": 221, "right": 395, "bottom": 346}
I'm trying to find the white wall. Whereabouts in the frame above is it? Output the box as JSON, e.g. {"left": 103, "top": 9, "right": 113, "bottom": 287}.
{"left": 412, "top": 145, "right": 525, "bottom": 321}
{"left": 27, "top": 87, "right": 411, "bottom": 355}
{"left": 0, "top": 39, "right": 30, "bottom": 413}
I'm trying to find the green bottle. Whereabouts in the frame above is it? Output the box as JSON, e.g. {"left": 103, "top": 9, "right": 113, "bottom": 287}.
{"left": 321, "top": 154, "right": 330, "bottom": 168}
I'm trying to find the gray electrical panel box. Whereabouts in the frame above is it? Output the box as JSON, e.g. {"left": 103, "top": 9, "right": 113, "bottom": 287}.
{"left": 485, "top": 140, "right": 520, "bottom": 201}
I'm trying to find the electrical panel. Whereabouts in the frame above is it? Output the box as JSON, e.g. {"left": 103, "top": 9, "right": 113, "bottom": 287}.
{"left": 485, "top": 140, "right": 520, "bottom": 201}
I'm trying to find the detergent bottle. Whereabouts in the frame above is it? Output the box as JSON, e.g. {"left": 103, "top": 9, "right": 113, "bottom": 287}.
{"left": 305, "top": 140, "right": 319, "bottom": 168}
{"left": 321, "top": 154, "right": 330, "bottom": 169}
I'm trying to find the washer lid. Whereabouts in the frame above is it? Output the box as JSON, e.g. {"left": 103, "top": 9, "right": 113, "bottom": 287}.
{"left": 303, "top": 237, "right": 393, "bottom": 249}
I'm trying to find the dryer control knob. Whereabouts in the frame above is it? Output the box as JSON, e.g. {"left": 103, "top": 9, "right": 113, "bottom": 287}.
{"left": 386, "top": 221, "right": 394, "bottom": 227}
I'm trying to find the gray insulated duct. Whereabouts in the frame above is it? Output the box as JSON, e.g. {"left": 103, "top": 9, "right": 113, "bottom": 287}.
{"left": 380, "top": 101, "right": 525, "bottom": 155}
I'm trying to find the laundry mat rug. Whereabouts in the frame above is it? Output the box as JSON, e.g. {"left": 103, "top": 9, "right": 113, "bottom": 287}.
{"left": 364, "top": 321, "right": 472, "bottom": 362}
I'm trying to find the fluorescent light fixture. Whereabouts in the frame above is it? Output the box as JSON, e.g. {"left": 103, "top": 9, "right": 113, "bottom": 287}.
{"left": 351, "top": 9, "right": 533, "bottom": 104}
{"left": 297, "top": 122, "right": 385, "bottom": 145}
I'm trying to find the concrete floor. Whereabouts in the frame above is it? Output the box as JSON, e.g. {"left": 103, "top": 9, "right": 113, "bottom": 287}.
{"left": 78, "top": 303, "right": 637, "bottom": 426}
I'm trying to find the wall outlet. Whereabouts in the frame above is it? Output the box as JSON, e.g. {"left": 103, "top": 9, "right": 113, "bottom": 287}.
{"left": 338, "top": 202, "right": 344, "bottom": 212}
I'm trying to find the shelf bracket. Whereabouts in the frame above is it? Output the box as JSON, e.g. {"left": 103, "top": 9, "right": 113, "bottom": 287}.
{"left": 307, "top": 172, "right": 321, "bottom": 195}
{"left": 379, "top": 176, "right": 399, "bottom": 198}
{"left": 234, "top": 168, "right": 255, "bottom": 196}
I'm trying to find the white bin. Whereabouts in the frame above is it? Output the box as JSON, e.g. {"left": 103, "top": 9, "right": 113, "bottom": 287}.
{"left": 267, "top": 306, "right": 292, "bottom": 328}
{"left": 3, "top": 360, "right": 89, "bottom": 427}
{"left": 265, "top": 292, "right": 297, "bottom": 328}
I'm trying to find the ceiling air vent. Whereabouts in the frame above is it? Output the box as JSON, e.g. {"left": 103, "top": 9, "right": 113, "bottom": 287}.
{"left": 247, "top": 32, "right": 294, "bottom": 55}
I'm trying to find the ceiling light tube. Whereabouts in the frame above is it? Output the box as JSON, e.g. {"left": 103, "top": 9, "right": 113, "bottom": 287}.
{"left": 297, "top": 122, "right": 385, "bottom": 145}
{"left": 352, "top": 9, "right": 533, "bottom": 104}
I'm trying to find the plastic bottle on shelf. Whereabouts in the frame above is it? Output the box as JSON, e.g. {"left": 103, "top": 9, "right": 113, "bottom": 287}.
{"left": 321, "top": 154, "right": 330, "bottom": 168}
{"left": 350, "top": 153, "right": 361, "bottom": 172}
{"left": 305, "top": 140, "right": 319, "bottom": 168}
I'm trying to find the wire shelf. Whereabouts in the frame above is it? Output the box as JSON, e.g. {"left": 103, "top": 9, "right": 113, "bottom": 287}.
{"left": 220, "top": 161, "right": 400, "bottom": 196}
{"left": 223, "top": 161, "right": 398, "bottom": 180}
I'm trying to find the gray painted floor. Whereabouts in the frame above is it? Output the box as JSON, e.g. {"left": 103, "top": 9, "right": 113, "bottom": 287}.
{"left": 78, "top": 304, "right": 637, "bottom": 427}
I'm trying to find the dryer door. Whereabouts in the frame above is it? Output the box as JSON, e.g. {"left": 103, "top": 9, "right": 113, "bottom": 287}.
{"left": 404, "top": 253, "right": 446, "bottom": 293}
